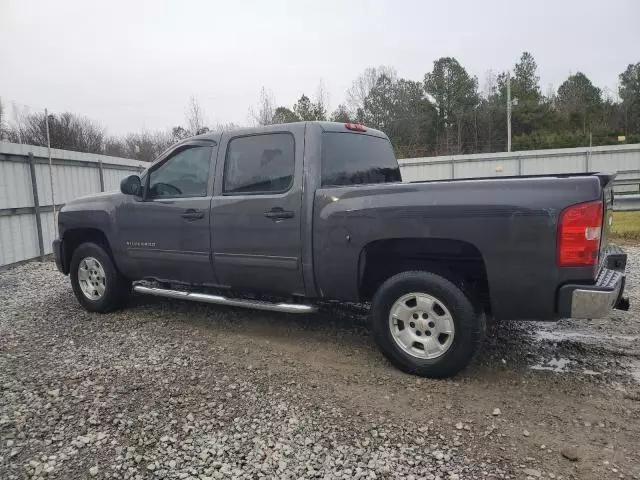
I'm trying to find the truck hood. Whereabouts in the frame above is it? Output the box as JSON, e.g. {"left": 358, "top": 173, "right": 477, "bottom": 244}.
{"left": 62, "top": 191, "right": 125, "bottom": 210}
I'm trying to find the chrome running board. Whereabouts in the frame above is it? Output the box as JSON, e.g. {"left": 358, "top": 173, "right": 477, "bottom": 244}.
{"left": 133, "top": 285, "right": 317, "bottom": 314}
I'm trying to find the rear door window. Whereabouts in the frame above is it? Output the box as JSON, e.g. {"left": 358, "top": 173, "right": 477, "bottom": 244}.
{"left": 321, "top": 133, "right": 401, "bottom": 186}
{"left": 223, "top": 133, "right": 295, "bottom": 194}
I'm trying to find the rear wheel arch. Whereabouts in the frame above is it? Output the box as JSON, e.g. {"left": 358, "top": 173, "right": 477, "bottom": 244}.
{"left": 358, "top": 237, "right": 491, "bottom": 313}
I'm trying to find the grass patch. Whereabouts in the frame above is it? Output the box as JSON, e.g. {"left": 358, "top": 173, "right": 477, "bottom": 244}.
{"left": 610, "top": 211, "right": 640, "bottom": 241}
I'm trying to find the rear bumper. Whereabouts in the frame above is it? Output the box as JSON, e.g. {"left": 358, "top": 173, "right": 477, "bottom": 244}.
{"left": 557, "top": 245, "right": 629, "bottom": 319}
{"left": 52, "top": 239, "right": 68, "bottom": 275}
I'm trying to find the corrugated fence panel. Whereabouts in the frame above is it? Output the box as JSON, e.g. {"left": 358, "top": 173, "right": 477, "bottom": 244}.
{"left": 0, "top": 141, "right": 141, "bottom": 267}
{"left": 103, "top": 167, "right": 137, "bottom": 192}
{"left": 400, "top": 161, "right": 452, "bottom": 182}
{"left": 0, "top": 214, "right": 39, "bottom": 266}
{"left": 33, "top": 162, "right": 101, "bottom": 206}
{"left": 521, "top": 154, "right": 585, "bottom": 175}
{"left": 456, "top": 158, "right": 519, "bottom": 178}
{"left": 40, "top": 211, "right": 57, "bottom": 255}
{"left": 0, "top": 160, "right": 33, "bottom": 209}
{"left": 590, "top": 149, "right": 640, "bottom": 172}
{"left": 400, "top": 144, "right": 640, "bottom": 181}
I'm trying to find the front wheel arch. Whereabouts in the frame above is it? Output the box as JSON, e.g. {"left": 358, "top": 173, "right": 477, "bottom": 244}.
{"left": 69, "top": 242, "right": 130, "bottom": 312}
{"left": 63, "top": 228, "right": 113, "bottom": 269}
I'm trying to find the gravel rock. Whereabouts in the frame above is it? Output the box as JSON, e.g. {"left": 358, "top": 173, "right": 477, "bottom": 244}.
{"left": 561, "top": 445, "right": 580, "bottom": 461}
{"left": 1, "top": 254, "right": 640, "bottom": 479}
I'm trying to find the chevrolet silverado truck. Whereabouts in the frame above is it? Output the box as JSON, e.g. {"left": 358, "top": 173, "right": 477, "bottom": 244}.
{"left": 52, "top": 121, "right": 630, "bottom": 378}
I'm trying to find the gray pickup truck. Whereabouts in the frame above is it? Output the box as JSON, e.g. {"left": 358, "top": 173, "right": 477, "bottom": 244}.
{"left": 53, "top": 121, "right": 629, "bottom": 377}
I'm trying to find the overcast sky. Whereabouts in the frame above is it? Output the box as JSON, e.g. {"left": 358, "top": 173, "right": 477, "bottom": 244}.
{"left": 1, "top": 0, "right": 638, "bottom": 135}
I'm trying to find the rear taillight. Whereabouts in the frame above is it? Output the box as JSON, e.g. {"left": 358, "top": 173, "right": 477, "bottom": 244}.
{"left": 557, "top": 200, "right": 603, "bottom": 266}
{"left": 344, "top": 123, "right": 367, "bottom": 132}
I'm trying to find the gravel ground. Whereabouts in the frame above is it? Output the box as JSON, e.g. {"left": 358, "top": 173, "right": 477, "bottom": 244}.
{"left": 1, "top": 247, "right": 639, "bottom": 480}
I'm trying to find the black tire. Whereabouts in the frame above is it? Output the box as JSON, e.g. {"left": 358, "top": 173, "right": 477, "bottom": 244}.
{"left": 371, "top": 271, "right": 483, "bottom": 378}
{"left": 69, "top": 242, "right": 130, "bottom": 312}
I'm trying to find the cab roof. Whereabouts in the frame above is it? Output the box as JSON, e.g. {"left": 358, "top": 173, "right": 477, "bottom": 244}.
{"left": 192, "top": 121, "right": 388, "bottom": 142}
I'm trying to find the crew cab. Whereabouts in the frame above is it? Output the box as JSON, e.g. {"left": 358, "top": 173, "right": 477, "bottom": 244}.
{"left": 52, "top": 121, "right": 629, "bottom": 377}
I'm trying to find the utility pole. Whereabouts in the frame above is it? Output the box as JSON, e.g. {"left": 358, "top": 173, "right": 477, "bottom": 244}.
{"left": 45, "top": 108, "right": 56, "bottom": 231}
{"left": 507, "top": 72, "right": 512, "bottom": 152}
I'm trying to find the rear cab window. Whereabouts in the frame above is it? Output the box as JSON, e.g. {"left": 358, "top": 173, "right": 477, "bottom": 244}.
{"left": 321, "top": 132, "right": 401, "bottom": 187}
{"left": 223, "top": 133, "right": 295, "bottom": 194}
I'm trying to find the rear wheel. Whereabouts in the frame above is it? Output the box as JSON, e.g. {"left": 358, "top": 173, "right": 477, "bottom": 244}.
{"left": 372, "top": 271, "right": 483, "bottom": 378}
{"left": 70, "top": 242, "right": 130, "bottom": 312}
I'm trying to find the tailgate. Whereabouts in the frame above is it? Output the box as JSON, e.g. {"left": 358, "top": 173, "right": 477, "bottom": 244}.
{"left": 600, "top": 176, "right": 615, "bottom": 257}
{"left": 598, "top": 174, "right": 627, "bottom": 274}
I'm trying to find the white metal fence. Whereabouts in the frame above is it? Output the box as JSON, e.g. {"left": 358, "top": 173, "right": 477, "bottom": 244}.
{"left": 0, "top": 141, "right": 144, "bottom": 267}
{"left": 1, "top": 142, "right": 640, "bottom": 268}
{"left": 399, "top": 143, "right": 640, "bottom": 211}
{"left": 399, "top": 143, "right": 640, "bottom": 183}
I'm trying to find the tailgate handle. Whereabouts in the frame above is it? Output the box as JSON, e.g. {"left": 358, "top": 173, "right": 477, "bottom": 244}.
{"left": 264, "top": 207, "right": 294, "bottom": 220}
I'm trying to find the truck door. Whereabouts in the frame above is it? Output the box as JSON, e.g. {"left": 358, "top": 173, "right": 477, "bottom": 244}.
{"left": 117, "top": 140, "right": 217, "bottom": 285}
{"left": 210, "top": 124, "right": 305, "bottom": 295}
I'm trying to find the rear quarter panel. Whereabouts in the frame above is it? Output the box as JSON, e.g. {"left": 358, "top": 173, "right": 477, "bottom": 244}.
{"left": 313, "top": 175, "right": 604, "bottom": 320}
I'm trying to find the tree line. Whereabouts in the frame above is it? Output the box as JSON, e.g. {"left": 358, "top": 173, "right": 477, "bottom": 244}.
{"left": 1, "top": 52, "right": 639, "bottom": 161}
{"left": 0, "top": 95, "right": 237, "bottom": 162}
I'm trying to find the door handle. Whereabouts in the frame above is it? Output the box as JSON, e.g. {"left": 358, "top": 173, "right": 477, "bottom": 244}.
{"left": 181, "top": 209, "right": 204, "bottom": 220}
{"left": 264, "top": 207, "right": 294, "bottom": 220}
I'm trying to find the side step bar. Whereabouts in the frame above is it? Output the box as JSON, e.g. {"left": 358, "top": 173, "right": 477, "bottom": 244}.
{"left": 133, "top": 285, "right": 317, "bottom": 314}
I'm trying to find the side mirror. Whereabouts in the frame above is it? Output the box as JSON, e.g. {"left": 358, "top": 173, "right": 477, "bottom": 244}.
{"left": 120, "top": 175, "right": 142, "bottom": 196}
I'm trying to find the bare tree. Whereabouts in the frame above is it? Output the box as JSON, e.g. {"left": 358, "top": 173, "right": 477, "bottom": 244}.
{"left": 105, "top": 129, "right": 177, "bottom": 161}
{"left": 0, "top": 97, "right": 5, "bottom": 140}
{"left": 315, "top": 80, "right": 328, "bottom": 121}
{"left": 171, "top": 125, "right": 190, "bottom": 142}
{"left": 186, "top": 96, "right": 208, "bottom": 135}
{"left": 124, "top": 131, "right": 173, "bottom": 161}
{"left": 346, "top": 66, "right": 397, "bottom": 115}
{"left": 10, "top": 102, "right": 29, "bottom": 144}
{"left": 249, "top": 87, "right": 276, "bottom": 125}
{"left": 103, "top": 136, "right": 128, "bottom": 158}
{"left": 545, "top": 83, "right": 557, "bottom": 103}
{"left": 330, "top": 104, "right": 351, "bottom": 122}
{"left": 210, "top": 122, "right": 241, "bottom": 134}
{"left": 481, "top": 70, "right": 498, "bottom": 99}
{"left": 7, "top": 111, "right": 106, "bottom": 153}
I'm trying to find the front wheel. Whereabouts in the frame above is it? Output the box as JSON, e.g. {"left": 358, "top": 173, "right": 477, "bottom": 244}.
{"left": 372, "top": 271, "right": 483, "bottom": 378}
{"left": 70, "top": 242, "right": 130, "bottom": 312}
